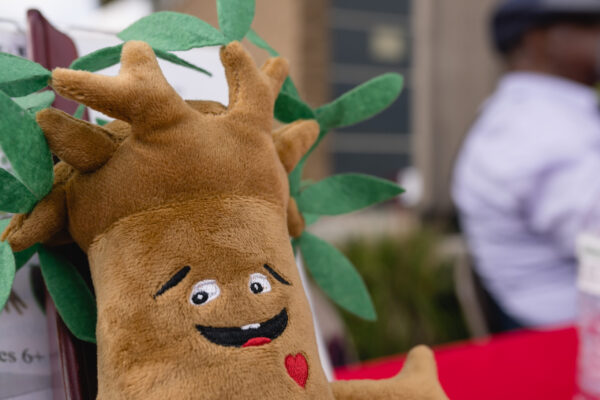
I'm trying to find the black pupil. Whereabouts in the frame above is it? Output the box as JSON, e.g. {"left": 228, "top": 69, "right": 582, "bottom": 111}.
{"left": 250, "top": 282, "right": 263, "bottom": 294}
{"left": 192, "top": 291, "right": 209, "bottom": 305}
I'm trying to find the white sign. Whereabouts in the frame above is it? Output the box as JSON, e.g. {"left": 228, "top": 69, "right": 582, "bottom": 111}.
{"left": 0, "top": 261, "right": 52, "bottom": 400}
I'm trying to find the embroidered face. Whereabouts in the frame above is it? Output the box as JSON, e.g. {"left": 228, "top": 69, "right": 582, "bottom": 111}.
{"left": 88, "top": 196, "right": 314, "bottom": 363}
{"left": 153, "top": 263, "right": 291, "bottom": 348}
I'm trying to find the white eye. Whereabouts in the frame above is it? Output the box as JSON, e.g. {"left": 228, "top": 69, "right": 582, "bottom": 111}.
{"left": 249, "top": 273, "right": 271, "bottom": 294}
{"left": 190, "top": 280, "right": 220, "bottom": 306}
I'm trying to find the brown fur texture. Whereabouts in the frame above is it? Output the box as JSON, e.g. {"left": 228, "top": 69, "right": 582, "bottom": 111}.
{"left": 37, "top": 108, "right": 117, "bottom": 172}
{"left": 287, "top": 197, "right": 305, "bottom": 238}
{"left": 2, "top": 41, "right": 447, "bottom": 399}
{"left": 331, "top": 346, "right": 448, "bottom": 399}
{"left": 1, "top": 162, "right": 73, "bottom": 250}
{"left": 273, "top": 120, "right": 319, "bottom": 174}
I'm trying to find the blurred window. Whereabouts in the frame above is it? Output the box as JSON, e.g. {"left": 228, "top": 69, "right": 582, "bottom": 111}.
{"left": 330, "top": 0, "right": 412, "bottom": 179}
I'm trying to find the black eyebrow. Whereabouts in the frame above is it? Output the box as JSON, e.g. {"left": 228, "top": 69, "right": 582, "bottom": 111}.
{"left": 154, "top": 266, "right": 191, "bottom": 299}
{"left": 263, "top": 264, "right": 291, "bottom": 285}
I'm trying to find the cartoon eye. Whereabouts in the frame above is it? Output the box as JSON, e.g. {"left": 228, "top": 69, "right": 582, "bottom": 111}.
{"left": 249, "top": 273, "right": 272, "bottom": 294}
{"left": 190, "top": 280, "right": 220, "bottom": 306}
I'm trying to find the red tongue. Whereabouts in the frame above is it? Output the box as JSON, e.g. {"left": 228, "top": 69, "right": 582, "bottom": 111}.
{"left": 242, "top": 337, "right": 271, "bottom": 347}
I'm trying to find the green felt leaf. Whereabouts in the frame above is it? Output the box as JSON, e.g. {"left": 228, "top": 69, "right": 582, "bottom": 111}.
{"left": 298, "top": 231, "right": 376, "bottom": 320}
{"left": 302, "top": 212, "right": 320, "bottom": 226}
{"left": 70, "top": 44, "right": 212, "bottom": 76}
{"left": 73, "top": 104, "right": 85, "bottom": 119}
{"left": 281, "top": 77, "right": 300, "bottom": 99}
{"left": 0, "top": 169, "right": 38, "bottom": 213}
{"left": 0, "top": 235, "right": 15, "bottom": 311}
{"left": 38, "top": 246, "right": 97, "bottom": 343}
{"left": 296, "top": 173, "right": 404, "bottom": 216}
{"left": 0, "top": 218, "right": 15, "bottom": 311}
{"left": 217, "top": 0, "right": 255, "bottom": 41}
{"left": 118, "top": 11, "right": 227, "bottom": 51}
{"left": 14, "top": 245, "right": 38, "bottom": 271}
{"left": 289, "top": 74, "right": 403, "bottom": 193}
{"left": 96, "top": 118, "right": 109, "bottom": 126}
{"left": 315, "top": 73, "right": 403, "bottom": 131}
{"left": 0, "top": 53, "right": 50, "bottom": 97}
{"left": 288, "top": 161, "right": 304, "bottom": 197}
{"left": 153, "top": 48, "right": 212, "bottom": 76}
{"left": 245, "top": 29, "right": 300, "bottom": 98}
{"left": 0, "top": 91, "right": 53, "bottom": 199}
{"left": 300, "top": 179, "right": 315, "bottom": 189}
{"left": 275, "top": 92, "right": 314, "bottom": 123}
{"left": 288, "top": 128, "right": 326, "bottom": 196}
{"left": 13, "top": 91, "right": 55, "bottom": 113}
{"left": 70, "top": 44, "right": 122, "bottom": 72}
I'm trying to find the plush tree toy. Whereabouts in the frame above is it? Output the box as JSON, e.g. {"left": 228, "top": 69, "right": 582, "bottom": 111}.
{"left": 2, "top": 40, "right": 446, "bottom": 400}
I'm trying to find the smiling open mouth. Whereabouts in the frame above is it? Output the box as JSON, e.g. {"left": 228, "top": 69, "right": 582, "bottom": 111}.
{"left": 196, "top": 308, "right": 288, "bottom": 348}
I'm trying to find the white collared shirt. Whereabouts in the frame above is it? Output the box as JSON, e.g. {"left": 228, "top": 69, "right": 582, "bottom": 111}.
{"left": 453, "top": 72, "right": 600, "bottom": 327}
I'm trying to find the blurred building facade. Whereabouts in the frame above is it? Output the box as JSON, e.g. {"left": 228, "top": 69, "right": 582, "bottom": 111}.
{"left": 165, "top": 0, "right": 501, "bottom": 217}
{"left": 413, "top": 0, "right": 500, "bottom": 217}
{"left": 329, "top": 0, "right": 411, "bottom": 180}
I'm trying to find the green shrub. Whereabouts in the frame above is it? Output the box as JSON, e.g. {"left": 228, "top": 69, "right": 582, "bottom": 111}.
{"left": 339, "top": 229, "right": 469, "bottom": 361}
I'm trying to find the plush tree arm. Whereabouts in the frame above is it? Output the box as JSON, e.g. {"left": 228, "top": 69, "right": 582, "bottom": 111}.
{"left": 330, "top": 346, "right": 448, "bottom": 400}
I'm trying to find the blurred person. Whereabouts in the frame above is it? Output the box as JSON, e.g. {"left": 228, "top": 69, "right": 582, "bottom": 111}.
{"left": 453, "top": 0, "right": 600, "bottom": 330}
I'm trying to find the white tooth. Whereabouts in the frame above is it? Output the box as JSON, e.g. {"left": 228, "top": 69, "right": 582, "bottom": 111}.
{"left": 241, "top": 323, "right": 260, "bottom": 330}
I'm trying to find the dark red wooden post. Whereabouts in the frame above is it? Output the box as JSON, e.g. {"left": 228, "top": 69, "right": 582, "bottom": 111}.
{"left": 27, "top": 9, "right": 90, "bottom": 119}
{"left": 27, "top": 9, "right": 96, "bottom": 399}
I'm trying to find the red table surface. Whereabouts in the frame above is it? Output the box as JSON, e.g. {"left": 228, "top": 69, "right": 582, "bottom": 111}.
{"left": 335, "top": 326, "right": 579, "bottom": 400}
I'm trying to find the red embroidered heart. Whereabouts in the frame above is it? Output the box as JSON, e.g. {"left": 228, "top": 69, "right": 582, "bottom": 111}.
{"left": 285, "top": 353, "right": 308, "bottom": 388}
